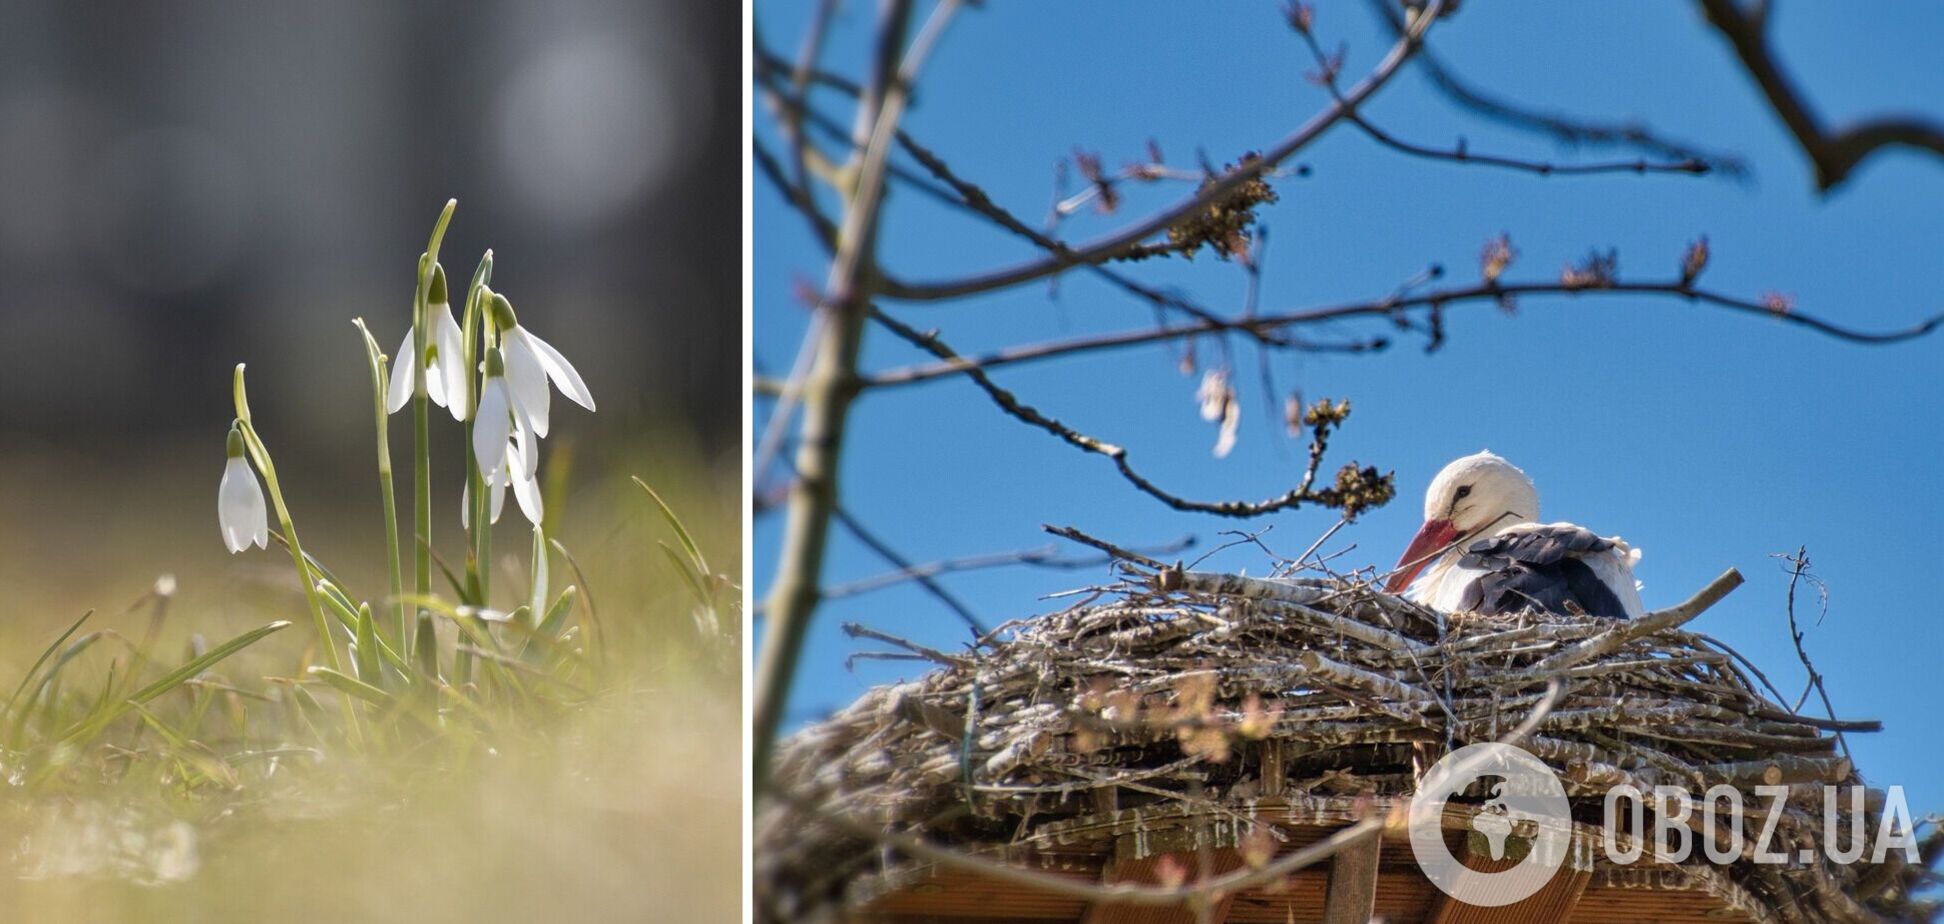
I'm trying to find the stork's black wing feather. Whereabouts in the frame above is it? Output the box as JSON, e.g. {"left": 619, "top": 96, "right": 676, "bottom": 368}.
{"left": 1462, "top": 525, "right": 1613, "bottom": 569}
{"left": 1457, "top": 525, "right": 1630, "bottom": 619}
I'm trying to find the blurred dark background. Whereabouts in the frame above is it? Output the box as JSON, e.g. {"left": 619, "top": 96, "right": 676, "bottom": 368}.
{"left": 0, "top": 0, "right": 738, "bottom": 619}
{"left": 0, "top": 0, "right": 736, "bottom": 452}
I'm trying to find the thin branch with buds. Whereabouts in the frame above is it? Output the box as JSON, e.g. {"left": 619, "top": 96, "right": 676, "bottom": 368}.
{"left": 875, "top": 0, "right": 1449, "bottom": 303}
{"left": 870, "top": 308, "right": 1396, "bottom": 519}
{"left": 827, "top": 277, "right": 1944, "bottom": 393}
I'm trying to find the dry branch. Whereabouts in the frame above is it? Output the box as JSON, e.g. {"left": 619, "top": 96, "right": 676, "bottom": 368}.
{"left": 1698, "top": 0, "right": 1944, "bottom": 191}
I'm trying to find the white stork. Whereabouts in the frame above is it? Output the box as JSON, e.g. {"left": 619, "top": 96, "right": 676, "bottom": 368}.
{"left": 1385, "top": 451, "right": 1644, "bottom": 619}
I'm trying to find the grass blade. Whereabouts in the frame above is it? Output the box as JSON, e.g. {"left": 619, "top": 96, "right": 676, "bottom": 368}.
{"left": 309, "top": 667, "right": 394, "bottom": 709}
{"left": 3, "top": 610, "right": 92, "bottom": 719}
{"left": 633, "top": 477, "right": 708, "bottom": 574}
{"left": 59, "top": 621, "right": 291, "bottom": 746}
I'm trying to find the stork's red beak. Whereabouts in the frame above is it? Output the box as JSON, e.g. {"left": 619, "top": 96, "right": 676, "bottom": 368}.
{"left": 1386, "top": 518, "right": 1459, "bottom": 594}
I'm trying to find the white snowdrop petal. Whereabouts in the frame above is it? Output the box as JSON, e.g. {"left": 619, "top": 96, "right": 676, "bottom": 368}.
{"left": 218, "top": 457, "right": 246, "bottom": 547}
{"left": 425, "top": 352, "right": 449, "bottom": 408}
{"left": 512, "top": 420, "right": 539, "bottom": 480}
{"left": 248, "top": 480, "right": 269, "bottom": 550}
{"left": 488, "top": 468, "right": 508, "bottom": 524}
{"left": 511, "top": 464, "right": 544, "bottom": 527}
{"left": 503, "top": 335, "right": 552, "bottom": 438}
{"left": 434, "top": 303, "right": 468, "bottom": 421}
{"left": 473, "top": 379, "right": 512, "bottom": 485}
{"left": 385, "top": 329, "right": 416, "bottom": 414}
{"left": 219, "top": 457, "right": 269, "bottom": 554}
{"left": 517, "top": 328, "right": 594, "bottom": 412}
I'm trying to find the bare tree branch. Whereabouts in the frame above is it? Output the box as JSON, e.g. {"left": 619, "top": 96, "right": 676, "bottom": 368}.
{"left": 1698, "top": 0, "right": 1944, "bottom": 191}
{"left": 831, "top": 504, "right": 989, "bottom": 637}
{"left": 756, "top": 0, "right": 945, "bottom": 789}
{"left": 1346, "top": 113, "right": 1712, "bottom": 177}
{"left": 815, "top": 535, "right": 1195, "bottom": 603}
{"left": 1363, "top": 0, "right": 1747, "bottom": 174}
{"left": 870, "top": 308, "right": 1396, "bottom": 519}
{"left": 1289, "top": 13, "right": 1713, "bottom": 179}
{"left": 876, "top": 0, "right": 1449, "bottom": 302}
{"left": 850, "top": 276, "right": 1944, "bottom": 391}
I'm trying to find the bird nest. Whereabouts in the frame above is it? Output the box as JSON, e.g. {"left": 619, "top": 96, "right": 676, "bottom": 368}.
{"left": 758, "top": 552, "right": 1933, "bottom": 924}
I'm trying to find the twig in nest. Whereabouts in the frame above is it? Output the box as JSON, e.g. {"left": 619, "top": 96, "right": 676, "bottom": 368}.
{"left": 1527, "top": 568, "right": 1744, "bottom": 675}
{"left": 1776, "top": 546, "right": 1847, "bottom": 760}
{"left": 842, "top": 622, "right": 967, "bottom": 667}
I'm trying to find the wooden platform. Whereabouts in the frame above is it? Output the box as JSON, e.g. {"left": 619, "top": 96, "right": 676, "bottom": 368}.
{"left": 846, "top": 796, "right": 1774, "bottom": 924}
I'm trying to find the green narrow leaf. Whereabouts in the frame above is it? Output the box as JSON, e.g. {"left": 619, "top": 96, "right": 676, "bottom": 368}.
{"left": 536, "top": 586, "right": 578, "bottom": 641}
{"left": 308, "top": 667, "right": 394, "bottom": 709}
{"left": 59, "top": 621, "right": 291, "bottom": 746}
{"left": 354, "top": 603, "right": 380, "bottom": 682}
{"left": 660, "top": 542, "right": 713, "bottom": 606}
{"left": 288, "top": 682, "right": 332, "bottom": 739}
{"left": 422, "top": 537, "right": 468, "bottom": 599}
{"left": 547, "top": 538, "right": 602, "bottom": 671}
{"left": 529, "top": 525, "right": 548, "bottom": 628}
{"left": 8, "top": 632, "right": 103, "bottom": 750}
{"left": 3, "top": 610, "right": 91, "bottom": 719}
{"left": 315, "top": 579, "right": 360, "bottom": 632}
{"left": 633, "top": 477, "right": 708, "bottom": 574}
{"left": 315, "top": 579, "right": 413, "bottom": 680}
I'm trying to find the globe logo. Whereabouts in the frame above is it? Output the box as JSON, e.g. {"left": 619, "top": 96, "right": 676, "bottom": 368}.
{"left": 1407, "top": 743, "right": 1575, "bottom": 906}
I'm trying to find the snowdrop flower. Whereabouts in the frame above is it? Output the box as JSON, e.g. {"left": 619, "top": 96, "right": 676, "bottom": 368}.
{"left": 472, "top": 348, "right": 535, "bottom": 483}
{"left": 490, "top": 292, "right": 593, "bottom": 438}
{"left": 463, "top": 428, "right": 544, "bottom": 528}
{"left": 218, "top": 424, "right": 269, "bottom": 553}
{"left": 386, "top": 265, "right": 467, "bottom": 420}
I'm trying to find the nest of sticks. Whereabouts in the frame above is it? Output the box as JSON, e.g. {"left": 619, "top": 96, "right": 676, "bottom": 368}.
{"left": 758, "top": 540, "right": 1935, "bottom": 923}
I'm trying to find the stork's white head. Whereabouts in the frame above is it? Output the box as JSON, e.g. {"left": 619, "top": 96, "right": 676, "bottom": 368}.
{"left": 1385, "top": 451, "right": 1539, "bottom": 593}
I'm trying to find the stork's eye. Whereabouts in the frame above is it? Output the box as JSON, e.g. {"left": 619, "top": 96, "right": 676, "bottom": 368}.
{"left": 1454, "top": 485, "right": 1472, "bottom": 500}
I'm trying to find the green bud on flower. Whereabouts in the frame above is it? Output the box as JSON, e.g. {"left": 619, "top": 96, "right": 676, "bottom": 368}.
{"left": 489, "top": 291, "right": 519, "bottom": 331}
{"left": 484, "top": 346, "right": 506, "bottom": 378}
{"left": 429, "top": 262, "right": 449, "bottom": 307}
{"left": 227, "top": 423, "right": 246, "bottom": 459}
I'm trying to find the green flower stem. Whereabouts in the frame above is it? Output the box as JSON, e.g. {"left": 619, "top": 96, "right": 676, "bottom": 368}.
{"left": 231, "top": 365, "right": 334, "bottom": 671}
{"left": 470, "top": 298, "right": 498, "bottom": 608}
{"left": 459, "top": 256, "right": 495, "bottom": 611}
{"left": 234, "top": 365, "right": 361, "bottom": 742}
{"left": 454, "top": 259, "right": 494, "bottom": 687}
{"left": 352, "top": 318, "right": 407, "bottom": 651}
{"left": 232, "top": 415, "right": 337, "bottom": 674}
{"left": 411, "top": 201, "right": 457, "bottom": 675}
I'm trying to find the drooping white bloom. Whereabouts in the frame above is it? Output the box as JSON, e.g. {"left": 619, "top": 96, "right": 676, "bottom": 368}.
{"left": 490, "top": 293, "right": 593, "bottom": 439}
{"left": 462, "top": 427, "right": 543, "bottom": 528}
{"left": 507, "top": 429, "right": 543, "bottom": 525}
{"left": 473, "top": 351, "right": 515, "bottom": 485}
{"left": 473, "top": 345, "right": 541, "bottom": 477}
{"left": 218, "top": 425, "right": 269, "bottom": 553}
{"left": 386, "top": 267, "right": 467, "bottom": 420}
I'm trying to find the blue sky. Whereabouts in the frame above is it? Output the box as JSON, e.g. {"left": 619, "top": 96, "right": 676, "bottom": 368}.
{"left": 753, "top": 2, "right": 1944, "bottom": 816}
